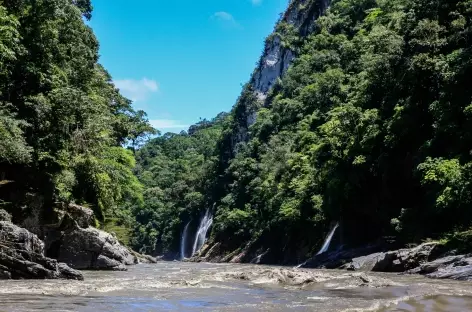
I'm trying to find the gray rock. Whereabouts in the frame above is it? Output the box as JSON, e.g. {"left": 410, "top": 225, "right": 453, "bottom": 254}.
{"left": 418, "top": 255, "right": 464, "bottom": 274}
{"left": 141, "top": 254, "right": 157, "bottom": 264}
{"left": 133, "top": 252, "right": 157, "bottom": 264}
{"left": 299, "top": 244, "right": 384, "bottom": 269}
{"left": 95, "top": 255, "right": 127, "bottom": 271}
{"left": 340, "top": 252, "right": 387, "bottom": 271}
{"left": 0, "top": 221, "right": 83, "bottom": 280}
{"left": 408, "top": 254, "right": 472, "bottom": 281}
{"left": 0, "top": 209, "right": 11, "bottom": 222}
{"left": 0, "top": 221, "right": 44, "bottom": 254}
{"left": 57, "top": 226, "right": 136, "bottom": 270}
{"left": 427, "top": 264, "right": 472, "bottom": 281}
{"left": 57, "top": 262, "right": 85, "bottom": 280}
{"left": 67, "top": 204, "right": 94, "bottom": 228}
{"left": 373, "top": 243, "right": 437, "bottom": 272}
{"left": 338, "top": 243, "right": 439, "bottom": 273}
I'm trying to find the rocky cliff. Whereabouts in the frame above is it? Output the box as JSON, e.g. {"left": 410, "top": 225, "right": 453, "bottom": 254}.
{"left": 231, "top": 0, "right": 330, "bottom": 148}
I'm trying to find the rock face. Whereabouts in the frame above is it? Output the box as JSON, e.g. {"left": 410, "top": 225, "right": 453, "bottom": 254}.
{"left": 44, "top": 204, "right": 138, "bottom": 271}
{"left": 56, "top": 226, "right": 136, "bottom": 271}
{"left": 251, "top": 0, "right": 331, "bottom": 103}
{"left": 0, "top": 221, "right": 83, "bottom": 280}
{"left": 230, "top": 0, "right": 332, "bottom": 150}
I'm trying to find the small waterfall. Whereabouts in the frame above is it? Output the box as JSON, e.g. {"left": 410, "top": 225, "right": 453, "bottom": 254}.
{"left": 316, "top": 222, "right": 339, "bottom": 255}
{"left": 191, "top": 209, "right": 213, "bottom": 256}
{"left": 296, "top": 222, "right": 339, "bottom": 268}
{"left": 180, "top": 221, "right": 191, "bottom": 260}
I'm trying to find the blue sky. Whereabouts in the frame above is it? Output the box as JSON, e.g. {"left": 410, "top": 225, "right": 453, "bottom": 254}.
{"left": 89, "top": 0, "right": 289, "bottom": 133}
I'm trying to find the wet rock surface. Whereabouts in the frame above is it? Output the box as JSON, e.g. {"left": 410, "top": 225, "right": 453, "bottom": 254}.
{"left": 343, "top": 243, "right": 439, "bottom": 273}
{"left": 0, "top": 221, "right": 83, "bottom": 280}
{"left": 298, "top": 241, "right": 472, "bottom": 281}
{"left": 417, "top": 255, "right": 472, "bottom": 281}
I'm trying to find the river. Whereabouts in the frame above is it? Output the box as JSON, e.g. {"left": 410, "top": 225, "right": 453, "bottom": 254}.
{"left": 1, "top": 262, "right": 472, "bottom": 311}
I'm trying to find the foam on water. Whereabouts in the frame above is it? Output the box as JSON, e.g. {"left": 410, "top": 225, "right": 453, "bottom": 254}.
{"left": 1, "top": 262, "right": 472, "bottom": 311}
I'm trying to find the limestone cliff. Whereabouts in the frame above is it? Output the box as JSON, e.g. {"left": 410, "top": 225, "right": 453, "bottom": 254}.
{"left": 230, "top": 0, "right": 331, "bottom": 150}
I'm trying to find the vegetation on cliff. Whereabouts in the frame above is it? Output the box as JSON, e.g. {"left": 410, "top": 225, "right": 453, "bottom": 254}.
{"left": 132, "top": 0, "right": 472, "bottom": 261}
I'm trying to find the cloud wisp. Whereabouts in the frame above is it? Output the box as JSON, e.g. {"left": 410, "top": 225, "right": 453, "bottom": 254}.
{"left": 149, "top": 119, "right": 189, "bottom": 132}
{"left": 211, "top": 11, "right": 242, "bottom": 29}
{"left": 114, "top": 78, "right": 159, "bottom": 102}
{"left": 251, "top": 0, "right": 262, "bottom": 5}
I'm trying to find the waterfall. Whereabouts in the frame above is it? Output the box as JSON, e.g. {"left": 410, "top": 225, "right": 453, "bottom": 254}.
{"left": 180, "top": 221, "right": 191, "bottom": 260}
{"left": 296, "top": 222, "right": 339, "bottom": 268}
{"left": 191, "top": 209, "right": 213, "bottom": 256}
{"left": 316, "top": 222, "right": 339, "bottom": 255}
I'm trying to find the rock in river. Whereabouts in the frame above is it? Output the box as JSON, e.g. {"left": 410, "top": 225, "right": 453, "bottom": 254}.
{"left": 44, "top": 204, "right": 137, "bottom": 271}
{"left": 0, "top": 221, "right": 83, "bottom": 280}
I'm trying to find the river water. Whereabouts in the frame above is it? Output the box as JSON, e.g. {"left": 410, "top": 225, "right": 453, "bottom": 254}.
{"left": 1, "top": 262, "right": 472, "bottom": 311}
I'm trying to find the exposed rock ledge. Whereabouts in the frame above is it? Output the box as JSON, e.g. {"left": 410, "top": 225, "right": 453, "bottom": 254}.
{"left": 0, "top": 219, "right": 83, "bottom": 280}
{"left": 298, "top": 242, "right": 472, "bottom": 281}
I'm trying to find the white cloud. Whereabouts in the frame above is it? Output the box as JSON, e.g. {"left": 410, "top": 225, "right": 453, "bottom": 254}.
{"left": 114, "top": 78, "right": 159, "bottom": 102}
{"left": 251, "top": 0, "right": 262, "bottom": 5}
{"left": 212, "top": 11, "right": 241, "bottom": 28}
{"left": 149, "top": 119, "right": 189, "bottom": 131}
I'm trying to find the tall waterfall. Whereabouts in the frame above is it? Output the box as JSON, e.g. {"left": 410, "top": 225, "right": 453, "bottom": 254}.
{"left": 316, "top": 222, "right": 339, "bottom": 255}
{"left": 191, "top": 209, "right": 213, "bottom": 256}
{"left": 180, "top": 221, "right": 191, "bottom": 260}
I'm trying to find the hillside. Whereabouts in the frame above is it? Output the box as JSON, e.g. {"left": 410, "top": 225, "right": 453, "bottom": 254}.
{"left": 133, "top": 0, "right": 472, "bottom": 263}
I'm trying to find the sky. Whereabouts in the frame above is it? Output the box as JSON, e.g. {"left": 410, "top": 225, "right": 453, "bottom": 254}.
{"left": 88, "top": 0, "right": 289, "bottom": 133}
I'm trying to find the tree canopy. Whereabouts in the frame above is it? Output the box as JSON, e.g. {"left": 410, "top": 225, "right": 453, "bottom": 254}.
{"left": 0, "top": 0, "right": 154, "bottom": 232}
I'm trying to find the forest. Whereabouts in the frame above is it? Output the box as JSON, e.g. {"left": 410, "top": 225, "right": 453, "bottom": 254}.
{"left": 2, "top": 0, "right": 472, "bottom": 263}
{"left": 0, "top": 0, "right": 154, "bottom": 239}
{"left": 132, "top": 0, "right": 472, "bottom": 261}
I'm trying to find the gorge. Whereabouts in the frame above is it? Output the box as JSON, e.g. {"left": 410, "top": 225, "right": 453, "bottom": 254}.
{"left": 2, "top": 0, "right": 472, "bottom": 309}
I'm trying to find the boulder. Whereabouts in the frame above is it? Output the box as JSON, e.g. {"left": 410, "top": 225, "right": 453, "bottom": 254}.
{"left": 407, "top": 254, "right": 472, "bottom": 281}
{"left": 41, "top": 203, "right": 139, "bottom": 271}
{"left": 339, "top": 243, "right": 439, "bottom": 273}
{"left": 299, "top": 244, "right": 384, "bottom": 269}
{"left": 378, "top": 243, "right": 438, "bottom": 272}
{"left": 130, "top": 250, "right": 157, "bottom": 264}
{"left": 66, "top": 204, "right": 94, "bottom": 228}
{"left": 427, "top": 263, "right": 472, "bottom": 281}
{"left": 416, "top": 255, "right": 464, "bottom": 274}
{"left": 340, "top": 252, "right": 387, "bottom": 271}
{"left": 0, "top": 221, "right": 83, "bottom": 280}
{"left": 57, "top": 226, "right": 136, "bottom": 270}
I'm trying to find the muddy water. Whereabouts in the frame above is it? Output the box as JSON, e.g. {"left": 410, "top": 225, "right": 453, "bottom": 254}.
{"left": 1, "top": 262, "right": 472, "bottom": 311}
